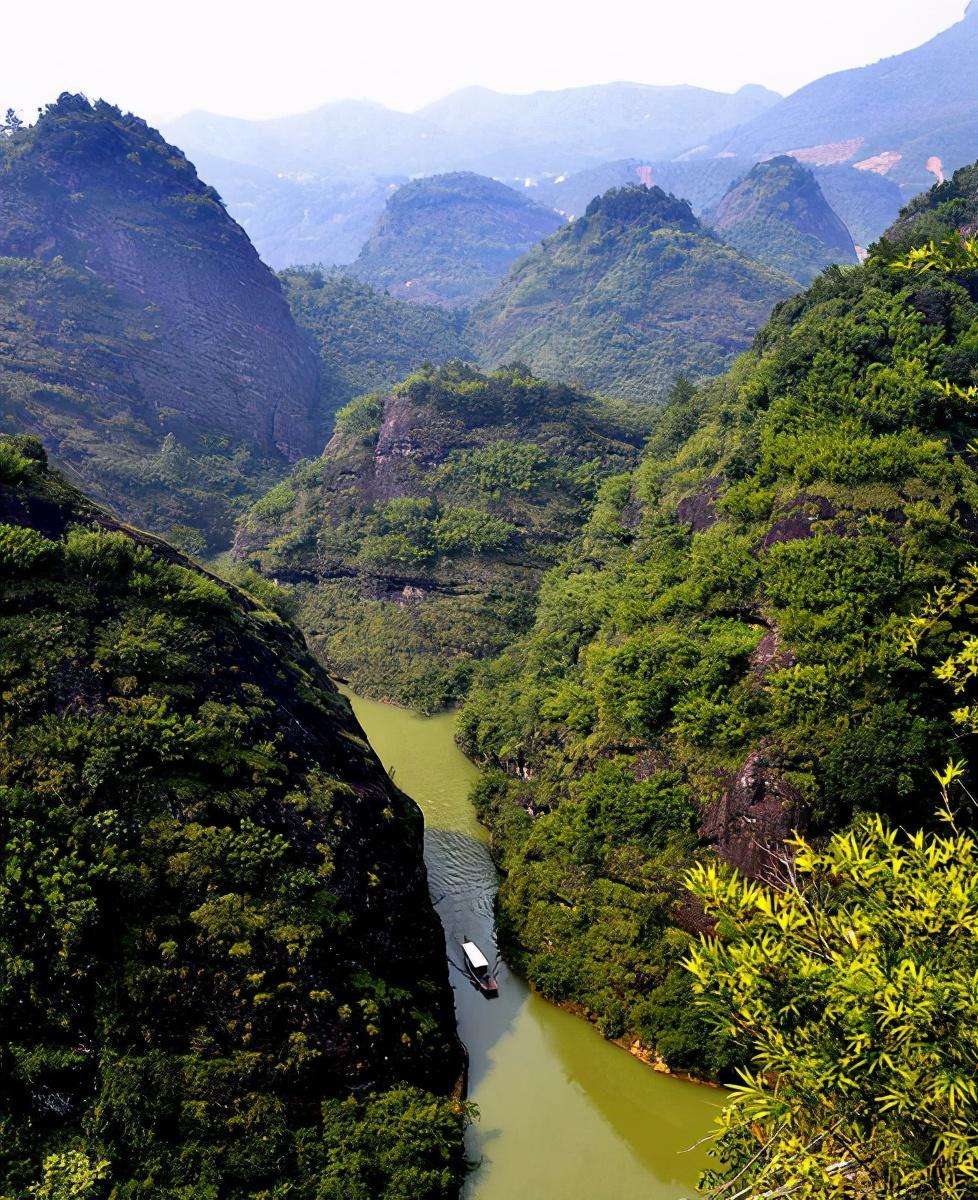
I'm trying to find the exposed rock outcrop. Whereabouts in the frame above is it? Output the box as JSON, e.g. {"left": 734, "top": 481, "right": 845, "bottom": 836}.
{"left": 0, "top": 95, "right": 325, "bottom": 545}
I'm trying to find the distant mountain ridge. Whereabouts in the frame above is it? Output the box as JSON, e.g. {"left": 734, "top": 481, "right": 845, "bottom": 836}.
{"left": 165, "top": 82, "right": 781, "bottom": 183}
{"left": 469, "top": 184, "right": 797, "bottom": 403}
{"left": 698, "top": 4, "right": 978, "bottom": 195}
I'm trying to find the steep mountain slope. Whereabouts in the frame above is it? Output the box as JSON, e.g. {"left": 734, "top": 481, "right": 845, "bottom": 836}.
{"left": 0, "top": 95, "right": 324, "bottom": 548}
{"left": 469, "top": 185, "right": 796, "bottom": 404}
{"left": 458, "top": 171, "right": 978, "bottom": 1076}
{"left": 887, "top": 159, "right": 978, "bottom": 243}
{"left": 283, "top": 269, "right": 473, "bottom": 413}
{"left": 700, "top": 4, "right": 978, "bottom": 196}
{"left": 0, "top": 434, "right": 466, "bottom": 1197}
{"left": 349, "top": 173, "right": 564, "bottom": 308}
{"left": 707, "top": 157, "right": 858, "bottom": 283}
{"left": 235, "top": 363, "right": 648, "bottom": 710}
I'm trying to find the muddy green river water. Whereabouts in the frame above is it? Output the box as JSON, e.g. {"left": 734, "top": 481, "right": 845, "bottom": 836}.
{"left": 346, "top": 692, "right": 723, "bottom": 1200}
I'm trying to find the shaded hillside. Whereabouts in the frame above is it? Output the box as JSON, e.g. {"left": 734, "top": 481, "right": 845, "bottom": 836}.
{"left": 469, "top": 185, "right": 796, "bottom": 404}
{"left": 282, "top": 269, "right": 473, "bottom": 413}
{"left": 458, "top": 178, "right": 978, "bottom": 1076}
{"left": 700, "top": 4, "right": 978, "bottom": 196}
{"left": 349, "top": 173, "right": 564, "bottom": 308}
{"left": 0, "top": 434, "right": 466, "bottom": 1197}
{"left": 235, "top": 364, "right": 648, "bottom": 710}
{"left": 0, "top": 94, "right": 323, "bottom": 548}
{"left": 708, "top": 156, "right": 858, "bottom": 283}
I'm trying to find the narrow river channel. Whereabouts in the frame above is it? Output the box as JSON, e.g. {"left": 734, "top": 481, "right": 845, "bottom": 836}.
{"left": 346, "top": 692, "right": 724, "bottom": 1200}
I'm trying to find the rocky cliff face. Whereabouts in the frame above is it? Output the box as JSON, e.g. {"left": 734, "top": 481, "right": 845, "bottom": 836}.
{"left": 708, "top": 156, "right": 858, "bottom": 283}
{"left": 469, "top": 184, "right": 798, "bottom": 404}
{"left": 349, "top": 171, "right": 564, "bottom": 308}
{"left": 0, "top": 95, "right": 325, "bottom": 546}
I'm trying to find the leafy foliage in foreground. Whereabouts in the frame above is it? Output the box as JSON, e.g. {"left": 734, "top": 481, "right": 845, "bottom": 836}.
{"left": 0, "top": 437, "right": 467, "bottom": 1197}
{"left": 688, "top": 801, "right": 978, "bottom": 1200}
{"left": 459, "top": 202, "right": 978, "bottom": 1074}
{"left": 237, "top": 363, "right": 648, "bottom": 710}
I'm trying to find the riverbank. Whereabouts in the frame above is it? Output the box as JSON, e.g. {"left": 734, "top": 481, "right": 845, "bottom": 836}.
{"left": 344, "top": 690, "right": 723, "bottom": 1200}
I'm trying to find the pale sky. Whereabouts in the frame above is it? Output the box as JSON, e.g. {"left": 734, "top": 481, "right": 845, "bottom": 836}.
{"left": 4, "top": 0, "right": 969, "bottom": 125}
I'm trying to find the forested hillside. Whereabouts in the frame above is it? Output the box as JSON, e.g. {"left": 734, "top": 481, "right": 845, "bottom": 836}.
{"left": 350, "top": 173, "right": 563, "bottom": 308}
{"left": 235, "top": 364, "right": 648, "bottom": 710}
{"left": 282, "top": 269, "right": 473, "bottom": 415}
{"left": 708, "top": 156, "right": 858, "bottom": 283}
{"left": 0, "top": 434, "right": 467, "bottom": 1197}
{"left": 469, "top": 185, "right": 796, "bottom": 404}
{"left": 458, "top": 168, "right": 978, "bottom": 1074}
{"left": 0, "top": 95, "right": 324, "bottom": 549}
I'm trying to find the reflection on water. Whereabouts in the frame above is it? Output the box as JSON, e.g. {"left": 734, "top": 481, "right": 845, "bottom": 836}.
{"left": 345, "top": 692, "right": 723, "bottom": 1200}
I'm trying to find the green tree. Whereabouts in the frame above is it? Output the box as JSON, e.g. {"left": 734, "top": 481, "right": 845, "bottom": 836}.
{"left": 686, "top": 793, "right": 978, "bottom": 1200}
{"left": 4, "top": 1152, "right": 109, "bottom": 1200}
{"left": 1, "top": 108, "right": 24, "bottom": 136}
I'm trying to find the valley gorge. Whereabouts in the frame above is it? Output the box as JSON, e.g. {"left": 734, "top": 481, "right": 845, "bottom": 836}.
{"left": 5, "top": 12, "right": 978, "bottom": 1191}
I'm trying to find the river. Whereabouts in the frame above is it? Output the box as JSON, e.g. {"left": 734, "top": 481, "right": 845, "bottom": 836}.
{"left": 346, "top": 692, "right": 724, "bottom": 1200}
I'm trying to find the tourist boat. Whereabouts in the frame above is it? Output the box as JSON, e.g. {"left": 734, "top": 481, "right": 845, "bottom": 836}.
{"left": 461, "top": 939, "right": 499, "bottom": 996}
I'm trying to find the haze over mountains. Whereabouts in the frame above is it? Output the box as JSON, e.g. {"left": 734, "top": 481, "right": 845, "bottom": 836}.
{"left": 700, "top": 0, "right": 978, "bottom": 195}
{"left": 159, "top": 5, "right": 977, "bottom": 268}
{"left": 349, "top": 172, "right": 564, "bottom": 307}
{"left": 4, "top": 1, "right": 978, "bottom": 1192}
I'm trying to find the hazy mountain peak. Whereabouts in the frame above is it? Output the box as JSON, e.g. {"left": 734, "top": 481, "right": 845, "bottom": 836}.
{"left": 581, "top": 182, "right": 701, "bottom": 232}
{"left": 708, "top": 155, "right": 857, "bottom": 282}
{"left": 350, "top": 171, "right": 563, "bottom": 307}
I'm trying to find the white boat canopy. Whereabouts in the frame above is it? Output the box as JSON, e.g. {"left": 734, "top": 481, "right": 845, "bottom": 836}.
{"left": 462, "top": 941, "right": 490, "bottom": 971}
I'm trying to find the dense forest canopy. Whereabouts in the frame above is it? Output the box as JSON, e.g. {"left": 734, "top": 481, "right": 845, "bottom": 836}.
{"left": 236, "top": 363, "right": 649, "bottom": 711}
{"left": 458, "top": 164, "right": 978, "bottom": 1075}
{"left": 0, "top": 435, "right": 467, "bottom": 1198}
{"left": 470, "top": 184, "right": 796, "bottom": 405}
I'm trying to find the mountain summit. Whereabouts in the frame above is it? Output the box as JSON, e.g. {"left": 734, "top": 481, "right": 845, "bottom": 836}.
{"left": 709, "top": 156, "right": 858, "bottom": 282}
{"left": 349, "top": 171, "right": 564, "bottom": 308}
{"left": 469, "top": 184, "right": 796, "bottom": 403}
{"left": 0, "top": 95, "right": 324, "bottom": 545}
